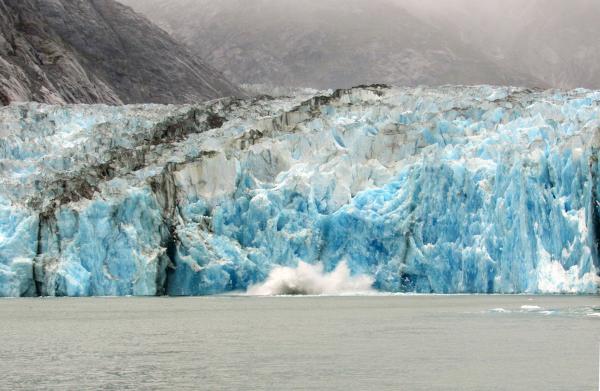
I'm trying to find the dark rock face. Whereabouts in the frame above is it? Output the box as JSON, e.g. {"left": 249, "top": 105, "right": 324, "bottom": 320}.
{"left": 0, "top": 0, "right": 243, "bottom": 105}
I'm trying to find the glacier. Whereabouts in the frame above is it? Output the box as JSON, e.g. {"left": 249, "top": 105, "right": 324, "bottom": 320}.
{"left": 0, "top": 85, "right": 599, "bottom": 297}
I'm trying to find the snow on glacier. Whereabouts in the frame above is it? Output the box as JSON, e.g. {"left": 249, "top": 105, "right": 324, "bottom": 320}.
{"left": 0, "top": 85, "right": 599, "bottom": 296}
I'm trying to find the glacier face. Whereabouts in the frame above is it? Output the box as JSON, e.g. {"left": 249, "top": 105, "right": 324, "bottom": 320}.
{"left": 0, "top": 85, "right": 599, "bottom": 297}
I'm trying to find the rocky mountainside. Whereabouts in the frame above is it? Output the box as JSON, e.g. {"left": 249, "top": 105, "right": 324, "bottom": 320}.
{"left": 0, "top": 0, "right": 242, "bottom": 105}
{"left": 119, "top": 0, "right": 547, "bottom": 90}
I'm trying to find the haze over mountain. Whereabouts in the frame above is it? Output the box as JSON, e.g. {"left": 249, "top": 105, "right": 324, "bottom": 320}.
{"left": 402, "top": 0, "right": 600, "bottom": 90}
{"left": 121, "top": 0, "right": 600, "bottom": 90}
{"left": 0, "top": 0, "right": 242, "bottom": 105}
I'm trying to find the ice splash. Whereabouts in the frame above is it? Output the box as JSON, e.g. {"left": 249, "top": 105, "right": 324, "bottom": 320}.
{"left": 247, "top": 261, "right": 375, "bottom": 296}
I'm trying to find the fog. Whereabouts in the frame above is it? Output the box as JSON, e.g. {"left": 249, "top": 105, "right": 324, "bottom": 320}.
{"left": 120, "top": 0, "right": 600, "bottom": 89}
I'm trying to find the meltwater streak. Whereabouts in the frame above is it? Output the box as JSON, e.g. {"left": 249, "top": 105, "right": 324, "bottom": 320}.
{"left": 247, "top": 261, "right": 375, "bottom": 296}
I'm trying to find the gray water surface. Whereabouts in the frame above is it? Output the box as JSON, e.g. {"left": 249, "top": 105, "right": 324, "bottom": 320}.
{"left": 0, "top": 295, "right": 599, "bottom": 390}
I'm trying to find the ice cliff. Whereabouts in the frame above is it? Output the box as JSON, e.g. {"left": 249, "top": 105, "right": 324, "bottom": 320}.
{"left": 1, "top": 85, "right": 599, "bottom": 297}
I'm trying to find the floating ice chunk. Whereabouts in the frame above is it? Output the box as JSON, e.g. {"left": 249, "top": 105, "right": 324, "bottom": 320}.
{"left": 489, "top": 308, "right": 511, "bottom": 313}
{"left": 521, "top": 305, "right": 542, "bottom": 311}
{"left": 539, "top": 311, "right": 555, "bottom": 316}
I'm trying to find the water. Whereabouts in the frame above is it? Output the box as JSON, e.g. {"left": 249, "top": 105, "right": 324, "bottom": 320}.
{"left": 0, "top": 295, "right": 598, "bottom": 390}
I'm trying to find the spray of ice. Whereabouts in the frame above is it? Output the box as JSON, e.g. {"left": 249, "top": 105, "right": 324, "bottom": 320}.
{"left": 247, "top": 261, "right": 375, "bottom": 296}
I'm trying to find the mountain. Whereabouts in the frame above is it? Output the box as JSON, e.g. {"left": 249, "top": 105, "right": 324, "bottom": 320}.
{"left": 1, "top": 85, "right": 598, "bottom": 296}
{"left": 401, "top": 0, "right": 600, "bottom": 90}
{"left": 497, "top": 0, "right": 600, "bottom": 89}
{"left": 0, "top": 0, "right": 242, "bottom": 105}
{"left": 119, "top": 0, "right": 548, "bottom": 90}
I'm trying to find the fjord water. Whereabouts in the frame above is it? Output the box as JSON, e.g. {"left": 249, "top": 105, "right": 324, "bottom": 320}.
{"left": 0, "top": 296, "right": 598, "bottom": 390}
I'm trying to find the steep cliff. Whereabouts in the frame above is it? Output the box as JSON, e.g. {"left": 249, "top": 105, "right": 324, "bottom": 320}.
{"left": 0, "top": 86, "right": 599, "bottom": 296}
{"left": 0, "top": 0, "right": 242, "bottom": 105}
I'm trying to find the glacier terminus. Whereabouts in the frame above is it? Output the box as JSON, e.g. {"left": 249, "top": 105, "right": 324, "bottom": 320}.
{"left": 0, "top": 85, "right": 599, "bottom": 297}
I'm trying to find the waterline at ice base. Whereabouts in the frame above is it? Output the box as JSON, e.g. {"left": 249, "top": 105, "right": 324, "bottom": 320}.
{"left": 1, "top": 85, "right": 599, "bottom": 297}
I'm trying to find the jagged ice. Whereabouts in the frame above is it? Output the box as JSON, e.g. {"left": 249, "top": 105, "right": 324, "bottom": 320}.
{"left": 0, "top": 85, "right": 599, "bottom": 296}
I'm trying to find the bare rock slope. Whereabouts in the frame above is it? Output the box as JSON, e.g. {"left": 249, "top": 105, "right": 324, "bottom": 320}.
{"left": 0, "top": 0, "right": 242, "bottom": 105}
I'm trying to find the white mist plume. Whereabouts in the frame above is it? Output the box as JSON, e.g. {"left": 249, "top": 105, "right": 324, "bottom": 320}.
{"left": 247, "top": 261, "right": 375, "bottom": 296}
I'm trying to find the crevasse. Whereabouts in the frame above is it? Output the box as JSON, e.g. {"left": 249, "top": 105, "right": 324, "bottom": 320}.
{"left": 0, "top": 85, "right": 598, "bottom": 296}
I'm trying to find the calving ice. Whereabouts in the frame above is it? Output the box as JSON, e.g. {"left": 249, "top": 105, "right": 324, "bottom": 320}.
{"left": 0, "top": 85, "right": 599, "bottom": 297}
